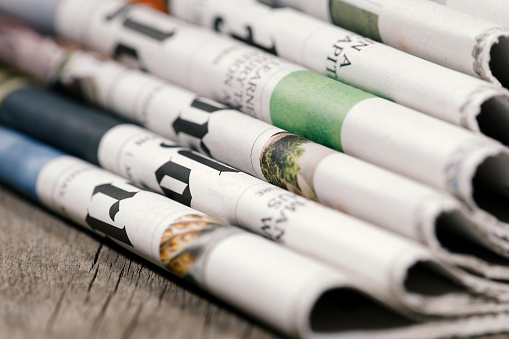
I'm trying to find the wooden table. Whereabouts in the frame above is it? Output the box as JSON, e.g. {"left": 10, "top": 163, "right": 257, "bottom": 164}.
{"left": 0, "top": 182, "right": 506, "bottom": 339}
{"left": 0, "top": 183, "right": 282, "bottom": 339}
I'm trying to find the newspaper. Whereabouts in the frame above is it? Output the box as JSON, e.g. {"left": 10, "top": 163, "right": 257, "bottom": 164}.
{"left": 165, "top": 0, "right": 509, "bottom": 144}
{"left": 38, "top": 0, "right": 509, "bottom": 248}
{"left": 4, "top": 9, "right": 509, "bottom": 297}
{"left": 2, "top": 129, "right": 509, "bottom": 339}
{"left": 3, "top": 7, "right": 509, "bottom": 339}
{"left": 4, "top": 67, "right": 509, "bottom": 317}
{"left": 429, "top": 0, "right": 509, "bottom": 28}
{"left": 8, "top": 141, "right": 509, "bottom": 339}
{"left": 258, "top": 0, "right": 509, "bottom": 90}
{"left": 3, "top": 125, "right": 447, "bottom": 339}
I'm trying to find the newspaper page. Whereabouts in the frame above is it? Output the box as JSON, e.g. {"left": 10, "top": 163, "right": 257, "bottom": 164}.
{"left": 8, "top": 139, "right": 509, "bottom": 339}
{"left": 428, "top": 0, "right": 509, "bottom": 29}
{"left": 4, "top": 70, "right": 509, "bottom": 316}
{"left": 3, "top": 6, "right": 509, "bottom": 339}
{"left": 44, "top": 0, "right": 509, "bottom": 246}
{"left": 48, "top": 54, "right": 509, "bottom": 288}
{"left": 1, "top": 22, "right": 509, "bottom": 286}
{"left": 2, "top": 120, "right": 509, "bottom": 339}
{"left": 4, "top": 125, "right": 436, "bottom": 339}
{"left": 4, "top": 10, "right": 509, "bottom": 292}
{"left": 166, "top": 0, "right": 509, "bottom": 144}
{"left": 259, "top": 0, "right": 509, "bottom": 89}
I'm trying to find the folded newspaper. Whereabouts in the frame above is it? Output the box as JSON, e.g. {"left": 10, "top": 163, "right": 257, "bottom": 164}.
{"left": 8, "top": 139, "right": 509, "bottom": 339}
{"left": 5, "top": 22, "right": 509, "bottom": 292}
{"left": 5, "top": 69, "right": 509, "bottom": 318}
{"left": 258, "top": 0, "right": 509, "bottom": 89}
{"left": 164, "top": 0, "right": 509, "bottom": 145}
{"left": 22, "top": 0, "right": 509, "bottom": 252}
{"left": 6, "top": 3, "right": 507, "bottom": 289}
{"left": 1, "top": 125, "right": 452, "bottom": 339}
{"left": 2, "top": 3, "right": 509, "bottom": 338}
{"left": 428, "top": 0, "right": 509, "bottom": 28}
{"left": 2, "top": 95, "right": 509, "bottom": 339}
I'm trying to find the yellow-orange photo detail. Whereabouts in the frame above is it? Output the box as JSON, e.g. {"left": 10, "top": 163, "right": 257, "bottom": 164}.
{"left": 131, "top": 0, "right": 169, "bottom": 13}
{"left": 159, "top": 214, "right": 226, "bottom": 278}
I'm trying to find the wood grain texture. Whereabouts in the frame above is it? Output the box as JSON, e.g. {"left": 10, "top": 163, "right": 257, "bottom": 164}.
{"left": 0, "top": 183, "right": 282, "bottom": 339}
{"left": 0, "top": 182, "right": 508, "bottom": 339}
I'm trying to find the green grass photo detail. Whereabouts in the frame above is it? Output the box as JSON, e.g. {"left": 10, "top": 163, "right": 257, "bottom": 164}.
{"left": 260, "top": 133, "right": 307, "bottom": 189}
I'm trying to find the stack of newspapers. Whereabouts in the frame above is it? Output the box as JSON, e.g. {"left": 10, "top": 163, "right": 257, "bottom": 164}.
{"left": 1, "top": 0, "right": 509, "bottom": 337}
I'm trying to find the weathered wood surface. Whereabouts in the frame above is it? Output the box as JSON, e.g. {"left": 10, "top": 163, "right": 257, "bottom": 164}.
{"left": 0, "top": 182, "right": 507, "bottom": 339}
{"left": 0, "top": 183, "right": 282, "bottom": 339}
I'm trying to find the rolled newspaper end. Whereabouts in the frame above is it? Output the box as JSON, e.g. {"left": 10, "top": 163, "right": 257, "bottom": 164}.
{"left": 428, "top": 0, "right": 509, "bottom": 30}
{"left": 3, "top": 23, "right": 509, "bottom": 296}
{"left": 258, "top": 0, "right": 509, "bottom": 89}
{"left": 36, "top": 0, "right": 509, "bottom": 238}
{"left": 165, "top": 0, "right": 509, "bottom": 143}
{"left": 0, "top": 125, "right": 411, "bottom": 339}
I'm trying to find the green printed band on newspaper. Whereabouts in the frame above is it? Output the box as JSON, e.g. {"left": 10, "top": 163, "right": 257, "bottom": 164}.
{"left": 330, "top": 0, "right": 382, "bottom": 42}
{"left": 270, "top": 70, "right": 375, "bottom": 152}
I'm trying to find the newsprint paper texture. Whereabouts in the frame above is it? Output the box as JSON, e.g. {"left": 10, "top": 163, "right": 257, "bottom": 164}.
{"left": 5, "top": 71, "right": 509, "bottom": 318}
{"left": 5, "top": 6, "right": 509, "bottom": 299}
{"left": 0, "top": 125, "right": 444, "bottom": 339}
{"left": 5, "top": 24, "right": 509, "bottom": 299}
{"left": 1, "top": 97, "right": 509, "bottom": 339}
{"left": 168, "top": 0, "right": 509, "bottom": 144}
{"left": 3, "top": 3, "right": 509, "bottom": 338}
{"left": 429, "top": 0, "right": 509, "bottom": 30}
{"left": 259, "top": 0, "right": 509, "bottom": 89}
{"left": 30, "top": 0, "right": 509, "bottom": 261}
{"left": 3, "top": 118, "right": 509, "bottom": 339}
